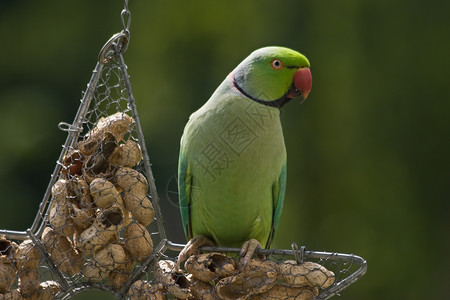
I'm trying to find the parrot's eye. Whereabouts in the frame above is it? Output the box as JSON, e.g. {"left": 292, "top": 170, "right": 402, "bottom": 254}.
{"left": 271, "top": 59, "right": 283, "bottom": 70}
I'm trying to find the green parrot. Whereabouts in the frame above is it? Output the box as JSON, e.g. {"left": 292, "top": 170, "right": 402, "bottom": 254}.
{"left": 177, "top": 46, "right": 311, "bottom": 265}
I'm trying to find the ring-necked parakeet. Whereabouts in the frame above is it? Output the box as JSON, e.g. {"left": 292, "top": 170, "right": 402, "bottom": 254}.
{"left": 178, "top": 46, "right": 311, "bottom": 265}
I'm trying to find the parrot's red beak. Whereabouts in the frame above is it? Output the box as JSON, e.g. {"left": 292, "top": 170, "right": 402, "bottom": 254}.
{"left": 293, "top": 67, "right": 312, "bottom": 102}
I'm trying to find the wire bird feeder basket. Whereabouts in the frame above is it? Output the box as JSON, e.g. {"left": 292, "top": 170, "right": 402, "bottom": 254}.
{"left": 0, "top": 2, "right": 366, "bottom": 299}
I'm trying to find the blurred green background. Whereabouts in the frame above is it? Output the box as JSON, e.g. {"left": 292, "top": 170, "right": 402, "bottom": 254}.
{"left": 1, "top": 0, "right": 449, "bottom": 299}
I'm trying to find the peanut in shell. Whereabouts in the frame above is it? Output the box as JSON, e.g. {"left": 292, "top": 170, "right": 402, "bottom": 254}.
{"left": 89, "top": 178, "right": 123, "bottom": 209}
{"left": 77, "top": 205, "right": 123, "bottom": 255}
{"left": 187, "top": 274, "right": 219, "bottom": 300}
{"left": 51, "top": 179, "right": 68, "bottom": 204}
{"left": 17, "top": 269, "right": 40, "bottom": 298}
{"left": 0, "top": 256, "right": 16, "bottom": 294}
{"left": 215, "top": 259, "right": 278, "bottom": 300}
{"left": 109, "top": 140, "right": 142, "bottom": 167}
{"left": 185, "top": 252, "right": 239, "bottom": 283}
{"left": 278, "top": 260, "right": 335, "bottom": 289}
{"left": 154, "top": 260, "right": 191, "bottom": 299}
{"left": 82, "top": 243, "right": 128, "bottom": 282}
{"left": 115, "top": 167, "right": 154, "bottom": 226}
{"left": 14, "top": 239, "right": 40, "bottom": 271}
{"left": 41, "top": 227, "right": 83, "bottom": 276}
{"left": 49, "top": 201, "right": 74, "bottom": 237}
{"left": 85, "top": 112, "right": 134, "bottom": 145}
{"left": 127, "top": 280, "right": 167, "bottom": 300}
{"left": 70, "top": 203, "right": 95, "bottom": 233}
{"left": 0, "top": 237, "right": 17, "bottom": 294}
{"left": 123, "top": 222, "right": 153, "bottom": 263}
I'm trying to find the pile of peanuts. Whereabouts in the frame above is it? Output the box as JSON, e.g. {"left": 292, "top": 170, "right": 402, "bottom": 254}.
{"left": 0, "top": 112, "right": 156, "bottom": 299}
{"left": 46, "top": 112, "right": 155, "bottom": 288}
{"left": 127, "top": 252, "right": 335, "bottom": 300}
{"left": 0, "top": 236, "right": 61, "bottom": 300}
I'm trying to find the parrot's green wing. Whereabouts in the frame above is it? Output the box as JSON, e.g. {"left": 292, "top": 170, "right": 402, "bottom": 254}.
{"left": 178, "top": 151, "right": 192, "bottom": 240}
{"left": 267, "top": 163, "right": 287, "bottom": 248}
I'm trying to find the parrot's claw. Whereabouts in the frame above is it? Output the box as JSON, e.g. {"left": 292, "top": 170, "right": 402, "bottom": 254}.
{"left": 176, "top": 235, "right": 214, "bottom": 270}
{"left": 240, "top": 239, "right": 264, "bottom": 267}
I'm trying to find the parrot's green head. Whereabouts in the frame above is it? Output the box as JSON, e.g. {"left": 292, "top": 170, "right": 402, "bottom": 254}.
{"left": 232, "top": 46, "right": 311, "bottom": 107}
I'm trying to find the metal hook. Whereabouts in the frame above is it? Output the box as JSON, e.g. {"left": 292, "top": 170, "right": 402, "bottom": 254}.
{"left": 291, "top": 242, "right": 306, "bottom": 264}
{"left": 58, "top": 122, "right": 82, "bottom": 133}
{"left": 98, "top": 32, "right": 129, "bottom": 64}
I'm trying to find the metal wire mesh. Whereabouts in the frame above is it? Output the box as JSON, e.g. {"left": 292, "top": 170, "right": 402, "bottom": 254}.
{"left": 0, "top": 33, "right": 366, "bottom": 299}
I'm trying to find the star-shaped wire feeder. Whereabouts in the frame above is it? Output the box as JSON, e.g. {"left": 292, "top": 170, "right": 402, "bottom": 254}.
{"left": 0, "top": 33, "right": 366, "bottom": 300}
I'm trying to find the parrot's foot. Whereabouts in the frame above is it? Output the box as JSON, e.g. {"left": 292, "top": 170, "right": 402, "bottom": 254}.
{"left": 176, "top": 235, "right": 214, "bottom": 270}
{"left": 240, "top": 239, "right": 265, "bottom": 267}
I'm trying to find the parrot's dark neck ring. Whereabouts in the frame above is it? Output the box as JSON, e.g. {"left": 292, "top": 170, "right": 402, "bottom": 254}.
{"left": 231, "top": 74, "right": 294, "bottom": 109}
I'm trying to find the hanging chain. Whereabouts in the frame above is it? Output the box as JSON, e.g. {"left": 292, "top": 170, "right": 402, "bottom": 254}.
{"left": 98, "top": 0, "right": 131, "bottom": 63}
{"left": 121, "top": 0, "right": 131, "bottom": 37}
